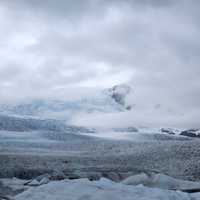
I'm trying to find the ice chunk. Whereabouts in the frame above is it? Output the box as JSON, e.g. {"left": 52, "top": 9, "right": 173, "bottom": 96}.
{"left": 15, "top": 178, "right": 199, "bottom": 200}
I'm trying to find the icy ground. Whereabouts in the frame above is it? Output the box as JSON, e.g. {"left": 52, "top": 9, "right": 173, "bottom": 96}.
{"left": 1, "top": 129, "right": 200, "bottom": 181}
{"left": 13, "top": 178, "right": 200, "bottom": 200}
{"left": 1, "top": 116, "right": 200, "bottom": 199}
{"left": 2, "top": 172, "right": 200, "bottom": 199}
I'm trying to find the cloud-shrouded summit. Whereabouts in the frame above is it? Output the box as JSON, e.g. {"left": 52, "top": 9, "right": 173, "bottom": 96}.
{"left": 0, "top": 0, "right": 200, "bottom": 128}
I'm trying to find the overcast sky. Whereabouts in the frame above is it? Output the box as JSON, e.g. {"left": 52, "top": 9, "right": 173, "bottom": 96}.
{"left": 0, "top": 0, "right": 200, "bottom": 128}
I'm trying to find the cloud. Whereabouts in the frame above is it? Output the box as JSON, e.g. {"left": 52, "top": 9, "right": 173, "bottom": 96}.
{"left": 0, "top": 0, "right": 199, "bottom": 127}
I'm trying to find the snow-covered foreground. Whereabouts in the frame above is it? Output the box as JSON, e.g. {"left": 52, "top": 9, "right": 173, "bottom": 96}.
{"left": 15, "top": 178, "right": 200, "bottom": 200}
{"left": 2, "top": 172, "right": 200, "bottom": 199}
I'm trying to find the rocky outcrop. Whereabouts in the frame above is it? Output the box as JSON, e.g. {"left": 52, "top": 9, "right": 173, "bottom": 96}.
{"left": 180, "top": 129, "right": 200, "bottom": 138}
{"left": 109, "top": 84, "right": 132, "bottom": 110}
{"left": 160, "top": 128, "right": 176, "bottom": 135}
{"left": 113, "top": 127, "right": 138, "bottom": 132}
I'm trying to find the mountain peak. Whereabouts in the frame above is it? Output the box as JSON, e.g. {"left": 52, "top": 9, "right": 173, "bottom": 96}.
{"left": 108, "top": 84, "right": 132, "bottom": 109}
{"left": 0, "top": 85, "right": 132, "bottom": 120}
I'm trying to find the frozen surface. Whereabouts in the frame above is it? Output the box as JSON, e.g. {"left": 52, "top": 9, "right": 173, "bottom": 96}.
{"left": 122, "top": 173, "right": 200, "bottom": 190}
{"left": 0, "top": 114, "right": 200, "bottom": 183}
{"left": 15, "top": 178, "right": 200, "bottom": 200}
{"left": 0, "top": 127, "right": 200, "bottom": 182}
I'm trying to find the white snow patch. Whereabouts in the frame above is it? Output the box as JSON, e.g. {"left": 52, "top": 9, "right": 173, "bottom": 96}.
{"left": 15, "top": 178, "right": 200, "bottom": 200}
{"left": 122, "top": 173, "right": 200, "bottom": 190}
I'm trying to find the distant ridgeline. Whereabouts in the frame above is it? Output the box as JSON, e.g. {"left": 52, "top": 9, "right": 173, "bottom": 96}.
{"left": 0, "top": 114, "right": 95, "bottom": 133}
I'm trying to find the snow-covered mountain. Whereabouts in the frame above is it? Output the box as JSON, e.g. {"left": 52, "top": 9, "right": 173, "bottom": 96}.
{"left": 0, "top": 83, "right": 199, "bottom": 139}
{"left": 0, "top": 84, "right": 132, "bottom": 120}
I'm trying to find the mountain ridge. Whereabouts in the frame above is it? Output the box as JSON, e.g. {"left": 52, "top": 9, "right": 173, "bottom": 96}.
{"left": 0, "top": 84, "right": 132, "bottom": 120}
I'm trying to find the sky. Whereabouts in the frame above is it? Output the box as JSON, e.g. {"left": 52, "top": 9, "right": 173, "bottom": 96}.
{"left": 0, "top": 0, "right": 200, "bottom": 128}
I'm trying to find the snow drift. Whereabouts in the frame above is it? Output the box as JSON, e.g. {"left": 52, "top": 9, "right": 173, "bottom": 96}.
{"left": 15, "top": 178, "right": 200, "bottom": 200}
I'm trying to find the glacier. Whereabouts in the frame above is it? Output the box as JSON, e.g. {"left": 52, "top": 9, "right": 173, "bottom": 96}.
{"left": 0, "top": 85, "right": 132, "bottom": 120}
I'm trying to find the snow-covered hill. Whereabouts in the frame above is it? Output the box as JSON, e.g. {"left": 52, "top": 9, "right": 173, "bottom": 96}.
{"left": 0, "top": 85, "right": 132, "bottom": 120}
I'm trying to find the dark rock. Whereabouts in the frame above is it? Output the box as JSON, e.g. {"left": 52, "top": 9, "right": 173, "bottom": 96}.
{"left": 180, "top": 129, "right": 200, "bottom": 138}
{"left": 126, "top": 105, "right": 132, "bottom": 110}
{"left": 0, "top": 196, "right": 12, "bottom": 200}
{"left": 50, "top": 171, "right": 67, "bottom": 181}
{"left": 126, "top": 127, "right": 138, "bottom": 132}
{"left": 114, "top": 127, "right": 138, "bottom": 133}
{"left": 87, "top": 172, "right": 102, "bottom": 181}
{"left": 108, "top": 84, "right": 131, "bottom": 107}
{"left": 68, "top": 174, "right": 81, "bottom": 180}
{"left": 160, "top": 128, "right": 175, "bottom": 135}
